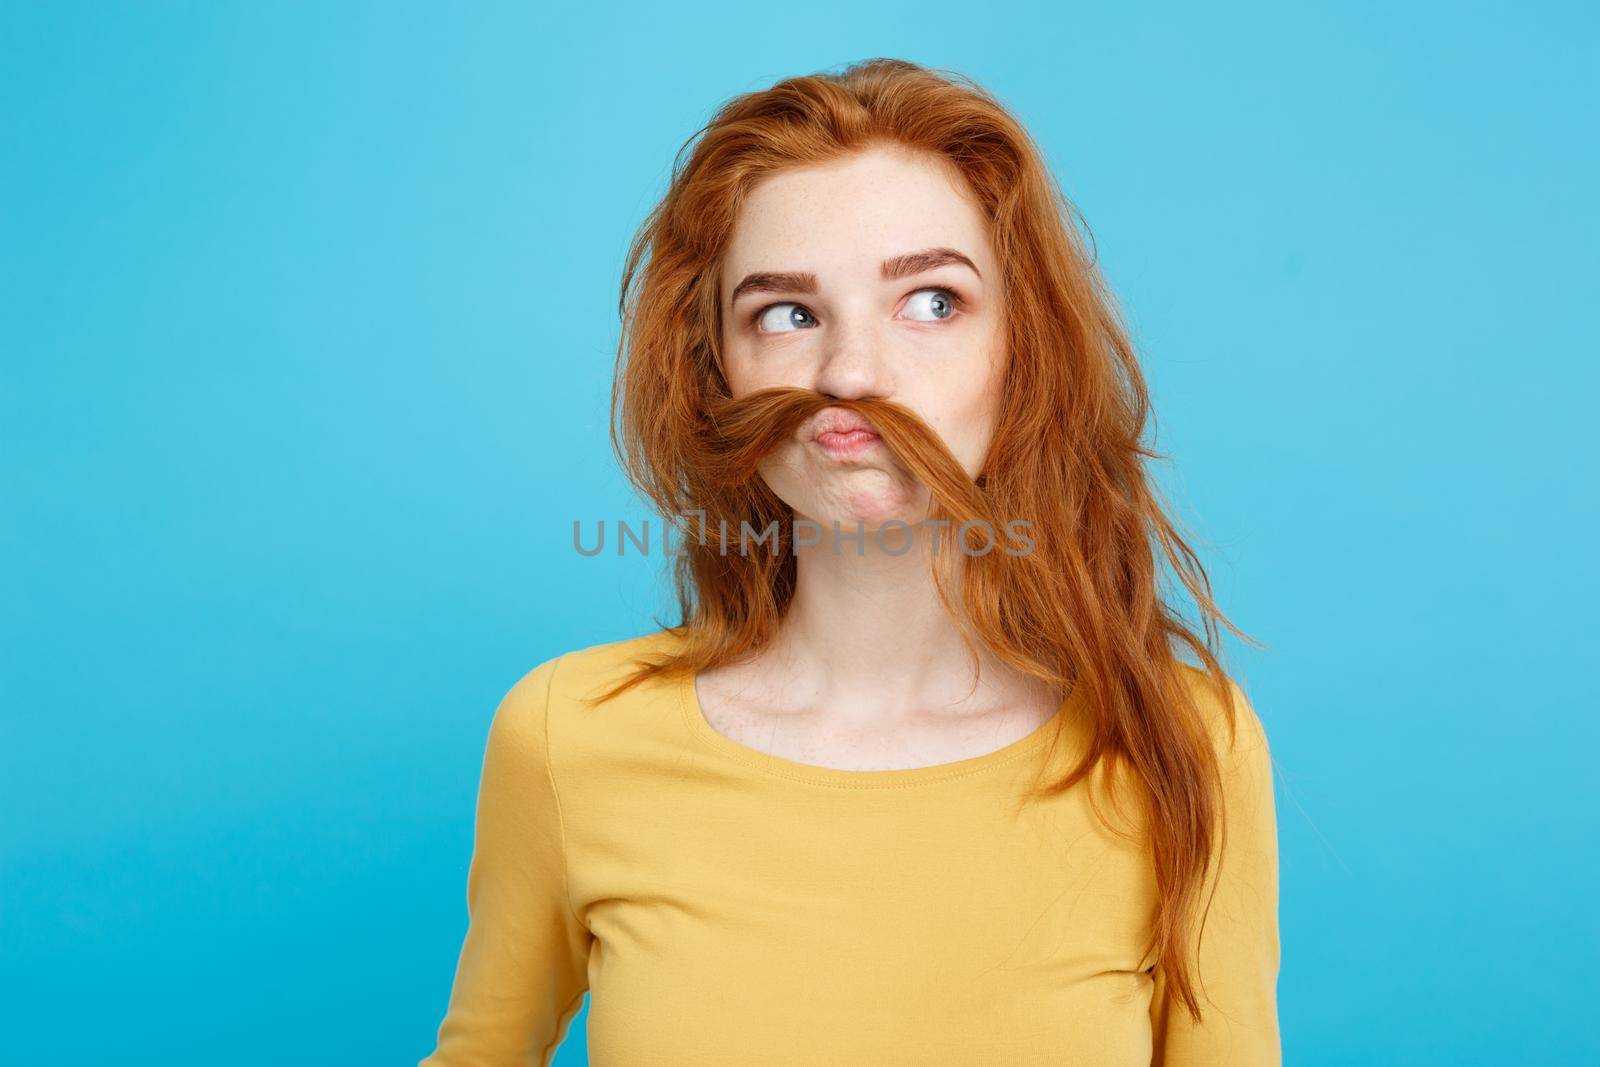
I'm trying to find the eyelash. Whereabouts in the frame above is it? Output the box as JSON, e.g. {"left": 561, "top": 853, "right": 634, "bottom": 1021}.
{"left": 746, "top": 285, "right": 969, "bottom": 332}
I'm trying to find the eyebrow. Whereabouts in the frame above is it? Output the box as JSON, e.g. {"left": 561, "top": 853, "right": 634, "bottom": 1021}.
{"left": 727, "top": 246, "right": 982, "bottom": 306}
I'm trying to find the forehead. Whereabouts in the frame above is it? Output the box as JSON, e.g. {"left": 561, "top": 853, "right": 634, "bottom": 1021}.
{"left": 720, "top": 146, "right": 992, "bottom": 290}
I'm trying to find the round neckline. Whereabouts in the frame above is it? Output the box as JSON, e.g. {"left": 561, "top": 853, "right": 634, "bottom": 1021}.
{"left": 676, "top": 666, "right": 1076, "bottom": 789}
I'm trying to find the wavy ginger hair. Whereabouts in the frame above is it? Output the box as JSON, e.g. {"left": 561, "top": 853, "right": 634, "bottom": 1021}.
{"left": 597, "top": 57, "right": 1262, "bottom": 1023}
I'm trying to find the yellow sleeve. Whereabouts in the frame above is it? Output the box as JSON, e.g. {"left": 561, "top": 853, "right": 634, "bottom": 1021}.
{"left": 1149, "top": 678, "right": 1282, "bottom": 1066}
{"left": 420, "top": 655, "right": 593, "bottom": 1066}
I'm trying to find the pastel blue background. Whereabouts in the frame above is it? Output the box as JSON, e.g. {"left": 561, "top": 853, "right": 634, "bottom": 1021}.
{"left": 3, "top": 2, "right": 1595, "bottom": 1064}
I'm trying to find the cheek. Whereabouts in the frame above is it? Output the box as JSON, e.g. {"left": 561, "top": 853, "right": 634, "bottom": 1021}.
{"left": 718, "top": 324, "right": 748, "bottom": 394}
{"left": 926, "top": 372, "right": 1005, "bottom": 465}
{"left": 722, "top": 327, "right": 826, "bottom": 397}
{"left": 722, "top": 353, "right": 771, "bottom": 398}
{"left": 719, "top": 326, "right": 789, "bottom": 396}
{"left": 961, "top": 350, "right": 1008, "bottom": 451}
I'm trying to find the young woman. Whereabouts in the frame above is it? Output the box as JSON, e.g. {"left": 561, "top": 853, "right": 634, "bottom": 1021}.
{"left": 422, "top": 58, "right": 1280, "bottom": 1066}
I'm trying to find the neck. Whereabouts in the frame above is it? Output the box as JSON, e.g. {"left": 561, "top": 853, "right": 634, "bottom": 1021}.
{"left": 763, "top": 521, "right": 1035, "bottom": 724}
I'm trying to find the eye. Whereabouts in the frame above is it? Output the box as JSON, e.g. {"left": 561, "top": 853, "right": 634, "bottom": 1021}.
{"left": 901, "top": 287, "right": 961, "bottom": 322}
{"left": 754, "top": 303, "right": 819, "bottom": 333}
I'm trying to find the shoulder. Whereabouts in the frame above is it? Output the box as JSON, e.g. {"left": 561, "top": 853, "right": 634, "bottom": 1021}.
{"left": 483, "top": 629, "right": 681, "bottom": 766}
{"left": 499, "top": 628, "right": 682, "bottom": 703}
{"left": 1172, "top": 662, "right": 1273, "bottom": 774}
{"left": 493, "top": 627, "right": 685, "bottom": 748}
{"left": 548, "top": 627, "right": 683, "bottom": 692}
{"left": 1173, "top": 667, "right": 1278, "bottom": 860}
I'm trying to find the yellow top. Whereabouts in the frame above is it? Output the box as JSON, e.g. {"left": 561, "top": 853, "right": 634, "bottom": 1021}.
{"left": 420, "top": 629, "right": 1281, "bottom": 1066}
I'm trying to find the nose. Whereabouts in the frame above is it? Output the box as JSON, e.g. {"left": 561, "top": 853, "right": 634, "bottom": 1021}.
{"left": 811, "top": 314, "right": 892, "bottom": 403}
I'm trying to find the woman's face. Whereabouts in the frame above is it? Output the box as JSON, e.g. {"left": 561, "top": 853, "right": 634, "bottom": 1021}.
{"left": 717, "top": 144, "right": 1007, "bottom": 531}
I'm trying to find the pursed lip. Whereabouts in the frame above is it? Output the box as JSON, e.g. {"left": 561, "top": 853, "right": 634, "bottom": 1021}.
{"left": 808, "top": 406, "right": 880, "bottom": 441}
{"left": 809, "top": 407, "right": 882, "bottom": 460}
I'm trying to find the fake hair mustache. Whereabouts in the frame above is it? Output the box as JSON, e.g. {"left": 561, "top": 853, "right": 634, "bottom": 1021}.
{"left": 691, "top": 386, "right": 1002, "bottom": 535}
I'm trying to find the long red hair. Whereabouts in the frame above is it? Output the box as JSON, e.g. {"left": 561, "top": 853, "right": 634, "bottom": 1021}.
{"left": 596, "top": 57, "right": 1261, "bottom": 1023}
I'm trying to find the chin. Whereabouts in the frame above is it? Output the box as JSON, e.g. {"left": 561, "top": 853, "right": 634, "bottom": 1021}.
{"left": 795, "top": 479, "right": 931, "bottom": 534}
